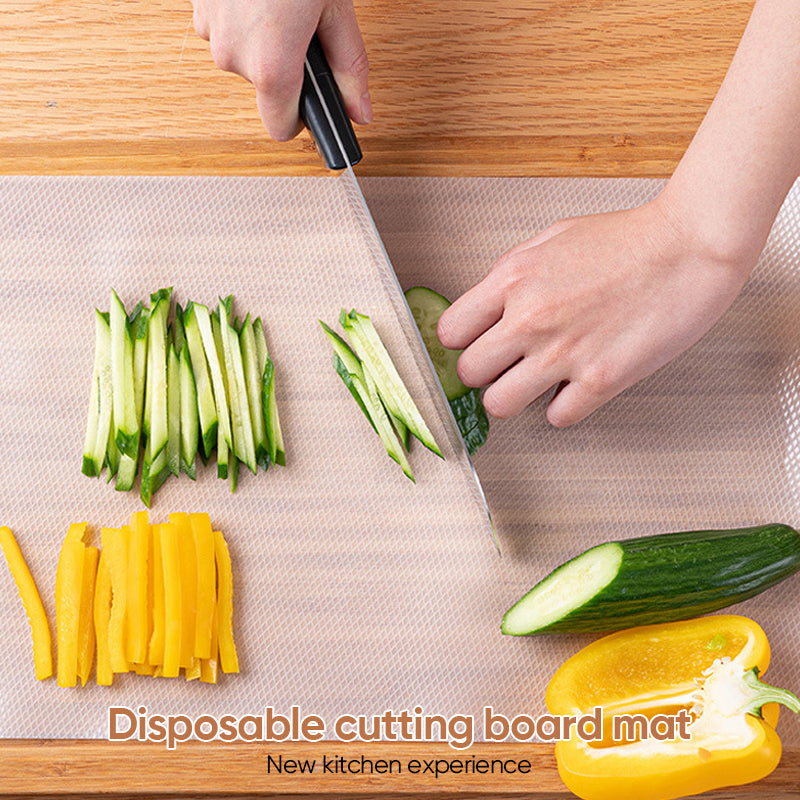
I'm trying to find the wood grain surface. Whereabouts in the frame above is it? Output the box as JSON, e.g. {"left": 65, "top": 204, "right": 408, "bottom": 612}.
{"left": 0, "top": 740, "right": 798, "bottom": 798}
{"left": 0, "top": 0, "right": 753, "bottom": 176}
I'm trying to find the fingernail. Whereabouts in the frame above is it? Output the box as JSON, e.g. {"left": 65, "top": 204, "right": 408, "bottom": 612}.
{"left": 360, "top": 92, "right": 373, "bottom": 124}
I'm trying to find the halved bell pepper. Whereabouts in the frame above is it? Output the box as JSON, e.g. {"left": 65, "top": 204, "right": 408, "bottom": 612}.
{"left": 546, "top": 615, "right": 799, "bottom": 800}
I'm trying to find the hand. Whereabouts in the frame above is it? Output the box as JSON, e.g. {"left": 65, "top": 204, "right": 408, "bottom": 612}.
{"left": 437, "top": 197, "right": 755, "bottom": 427}
{"left": 192, "top": 0, "right": 372, "bottom": 141}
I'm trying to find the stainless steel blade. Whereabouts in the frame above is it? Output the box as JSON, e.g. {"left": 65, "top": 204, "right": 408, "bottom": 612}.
{"left": 303, "top": 56, "right": 499, "bottom": 552}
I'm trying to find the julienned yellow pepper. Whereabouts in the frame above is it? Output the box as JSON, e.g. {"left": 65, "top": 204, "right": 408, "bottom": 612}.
{"left": 0, "top": 526, "right": 53, "bottom": 680}
{"left": 546, "top": 616, "right": 798, "bottom": 800}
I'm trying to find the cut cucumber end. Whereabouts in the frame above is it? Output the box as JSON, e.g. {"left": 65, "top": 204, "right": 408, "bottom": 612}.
{"left": 501, "top": 542, "right": 623, "bottom": 635}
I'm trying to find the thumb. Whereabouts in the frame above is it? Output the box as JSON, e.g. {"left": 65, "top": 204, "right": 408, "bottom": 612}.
{"left": 317, "top": 4, "right": 372, "bottom": 125}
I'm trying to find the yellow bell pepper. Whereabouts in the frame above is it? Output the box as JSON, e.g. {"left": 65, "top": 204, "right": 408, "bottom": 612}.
{"left": 100, "top": 525, "right": 130, "bottom": 674}
{"left": 126, "top": 510, "right": 151, "bottom": 664}
{"left": 0, "top": 526, "right": 53, "bottom": 680}
{"left": 159, "top": 520, "right": 182, "bottom": 678}
{"left": 76, "top": 545, "right": 98, "bottom": 686}
{"left": 214, "top": 529, "right": 239, "bottom": 674}
{"left": 56, "top": 522, "right": 88, "bottom": 687}
{"left": 93, "top": 551, "right": 113, "bottom": 686}
{"left": 190, "top": 512, "right": 216, "bottom": 661}
{"left": 546, "top": 615, "right": 798, "bottom": 800}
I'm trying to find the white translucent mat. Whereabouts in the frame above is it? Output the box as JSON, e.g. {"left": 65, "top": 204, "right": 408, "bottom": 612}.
{"left": 0, "top": 175, "right": 798, "bottom": 743}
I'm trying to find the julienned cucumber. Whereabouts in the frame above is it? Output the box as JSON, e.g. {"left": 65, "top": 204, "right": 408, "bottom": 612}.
{"left": 319, "top": 311, "right": 442, "bottom": 481}
{"left": 501, "top": 524, "right": 800, "bottom": 635}
{"left": 82, "top": 290, "right": 285, "bottom": 505}
{"left": 404, "top": 286, "right": 489, "bottom": 456}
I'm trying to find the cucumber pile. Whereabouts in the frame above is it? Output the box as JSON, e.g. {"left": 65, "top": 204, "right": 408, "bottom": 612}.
{"left": 404, "top": 287, "right": 489, "bottom": 457}
{"left": 82, "top": 290, "right": 284, "bottom": 506}
{"left": 320, "top": 309, "right": 443, "bottom": 482}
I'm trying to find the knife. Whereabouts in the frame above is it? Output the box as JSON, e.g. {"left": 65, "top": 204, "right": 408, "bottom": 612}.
{"left": 300, "top": 35, "right": 499, "bottom": 552}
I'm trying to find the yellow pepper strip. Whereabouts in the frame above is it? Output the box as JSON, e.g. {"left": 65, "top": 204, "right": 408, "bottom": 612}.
{"left": 185, "top": 657, "right": 202, "bottom": 681}
{"left": 546, "top": 615, "right": 799, "bottom": 800}
{"left": 133, "top": 662, "right": 156, "bottom": 675}
{"left": 100, "top": 526, "right": 130, "bottom": 674}
{"left": 76, "top": 545, "right": 98, "bottom": 687}
{"left": 190, "top": 512, "right": 216, "bottom": 660}
{"left": 213, "top": 529, "right": 239, "bottom": 674}
{"left": 126, "top": 510, "right": 151, "bottom": 665}
{"left": 200, "top": 601, "right": 219, "bottom": 684}
{"left": 93, "top": 551, "right": 113, "bottom": 686}
{"left": 147, "top": 523, "right": 165, "bottom": 667}
{"left": 170, "top": 513, "right": 197, "bottom": 670}
{"left": 0, "top": 526, "right": 53, "bottom": 681}
{"left": 160, "top": 521, "right": 182, "bottom": 678}
{"left": 56, "top": 523, "right": 87, "bottom": 687}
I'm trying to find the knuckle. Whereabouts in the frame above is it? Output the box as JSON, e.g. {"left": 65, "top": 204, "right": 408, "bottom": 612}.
{"left": 482, "top": 389, "right": 513, "bottom": 420}
{"left": 348, "top": 48, "right": 369, "bottom": 79}
{"left": 209, "top": 35, "right": 237, "bottom": 73}
{"left": 455, "top": 355, "right": 481, "bottom": 388}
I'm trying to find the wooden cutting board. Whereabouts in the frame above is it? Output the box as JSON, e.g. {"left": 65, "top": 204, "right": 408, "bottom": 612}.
{"left": 0, "top": 0, "right": 751, "bottom": 177}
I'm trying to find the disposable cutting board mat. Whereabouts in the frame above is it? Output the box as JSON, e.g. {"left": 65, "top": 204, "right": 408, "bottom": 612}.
{"left": 1, "top": 175, "right": 799, "bottom": 743}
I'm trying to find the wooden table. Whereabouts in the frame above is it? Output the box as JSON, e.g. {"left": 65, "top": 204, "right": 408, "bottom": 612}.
{"left": 6, "top": 1, "right": 800, "bottom": 798}
{"left": 1, "top": 0, "right": 751, "bottom": 177}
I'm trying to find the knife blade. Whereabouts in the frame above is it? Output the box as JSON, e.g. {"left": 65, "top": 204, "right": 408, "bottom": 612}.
{"left": 300, "top": 35, "right": 499, "bottom": 552}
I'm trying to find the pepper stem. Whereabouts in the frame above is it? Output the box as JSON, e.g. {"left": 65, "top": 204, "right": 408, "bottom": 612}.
{"left": 742, "top": 667, "right": 800, "bottom": 717}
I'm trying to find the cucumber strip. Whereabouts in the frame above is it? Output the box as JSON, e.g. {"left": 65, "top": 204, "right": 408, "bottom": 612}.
{"left": 229, "top": 453, "right": 239, "bottom": 493}
{"left": 254, "top": 318, "right": 285, "bottom": 466}
{"left": 115, "top": 453, "right": 138, "bottom": 492}
{"left": 191, "top": 302, "right": 232, "bottom": 451}
{"left": 90, "top": 310, "right": 113, "bottom": 477}
{"left": 182, "top": 303, "right": 219, "bottom": 460}
{"left": 145, "top": 296, "right": 169, "bottom": 461}
{"left": 216, "top": 426, "right": 229, "bottom": 480}
{"left": 140, "top": 447, "right": 168, "bottom": 508}
{"left": 404, "top": 286, "right": 470, "bottom": 401}
{"left": 179, "top": 344, "right": 198, "bottom": 480}
{"left": 240, "top": 316, "right": 269, "bottom": 469}
{"left": 361, "top": 368, "right": 414, "bottom": 482}
{"left": 105, "top": 408, "right": 120, "bottom": 479}
{"left": 501, "top": 524, "right": 800, "bottom": 635}
{"left": 110, "top": 290, "right": 138, "bottom": 458}
{"left": 130, "top": 303, "right": 149, "bottom": 431}
{"left": 332, "top": 354, "right": 376, "bottom": 433}
{"left": 166, "top": 342, "right": 181, "bottom": 478}
{"left": 450, "top": 388, "right": 489, "bottom": 457}
{"left": 219, "top": 300, "right": 256, "bottom": 474}
{"left": 341, "top": 309, "right": 442, "bottom": 458}
{"left": 81, "top": 313, "right": 104, "bottom": 477}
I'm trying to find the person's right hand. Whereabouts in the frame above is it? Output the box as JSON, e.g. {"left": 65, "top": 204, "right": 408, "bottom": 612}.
{"left": 191, "top": 0, "right": 372, "bottom": 141}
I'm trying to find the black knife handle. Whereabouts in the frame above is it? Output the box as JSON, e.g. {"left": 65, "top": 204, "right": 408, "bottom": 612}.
{"left": 300, "top": 34, "right": 362, "bottom": 170}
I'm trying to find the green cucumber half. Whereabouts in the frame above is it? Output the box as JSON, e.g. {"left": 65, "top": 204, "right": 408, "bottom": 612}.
{"left": 404, "top": 286, "right": 489, "bottom": 456}
{"left": 501, "top": 523, "right": 800, "bottom": 635}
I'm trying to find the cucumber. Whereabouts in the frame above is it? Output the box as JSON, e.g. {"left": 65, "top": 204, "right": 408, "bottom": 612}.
{"left": 405, "top": 286, "right": 469, "bottom": 401}
{"left": 182, "top": 302, "right": 219, "bottom": 460}
{"left": 165, "top": 342, "right": 181, "bottom": 478}
{"left": 109, "top": 290, "right": 138, "bottom": 458}
{"left": 82, "top": 309, "right": 110, "bottom": 477}
{"left": 340, "top": 309, "right": 442, "bottom": 458}
{"left": 179, "top": 341, "right": 199, "bottom": 480}
{"left": 254, "top": 317, "right": 285, "bottom": 467}
{"left": 240, "top": 315, "right": 270, "bottom": 470}
{"left": 405, "top": 286, "right": 489, "bottom": 456}
{"left": 501, "top": 524, "right": 800, "bottom": 635}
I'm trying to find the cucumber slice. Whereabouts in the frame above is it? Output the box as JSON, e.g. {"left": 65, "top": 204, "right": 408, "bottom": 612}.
{"left": 88, "top": 310, "right": 113, "bottom": 477}
{"left": 404, "top": 286, "right": 469, "bottom": 401}
{"left": 219, "top": 300, "right": 256, "bottom": 474}
{"left": 192, "top": 302, "right": 232, "bottom": 451}
{"left": 361, "top": 368, "right": 414, "bottom": 481}
{"left": 81, "top": 310, "right": 106, "bottom": 477}
{"left": 405, "top": 287, "right": 490, "bottom": 457}
{"left": 449, "top": 388, "right": 489, "bottom": 457}
{"left": 166, "top": 342, "right": 181, "bottom": 478}
{"left": 179, "top": 343, "right": 198, "bottom": 480}
{"left": 340, "top": 309, "right": 442, "bottom": 458}
{"left": 501, "top": 524, "right": 800, "bottom": 635}
{"left": 183, "top": 302, "right": 219, "bottom": 459}
{"left": 240, "top": 316, "right": 269, "bottom": 470}
{"left": 110, "top": 290, "right": 138, "bottom": 457}
{"left": 254, "top": 318, "right": 285, "bottom": 467}
{"left": 145, "top": 295, "right": 170, "bottom": 461}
